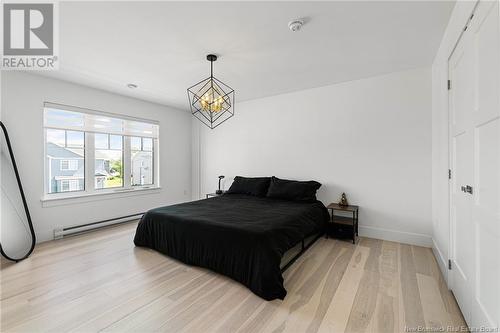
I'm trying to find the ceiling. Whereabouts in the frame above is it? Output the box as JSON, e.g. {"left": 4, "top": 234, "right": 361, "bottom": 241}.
{"left": 38, "top": 1, "right": 455, "bottom": 110}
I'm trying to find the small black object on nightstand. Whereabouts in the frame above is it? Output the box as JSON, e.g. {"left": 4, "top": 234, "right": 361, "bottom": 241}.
{"left": 326, "top": 203, "right": 359, "bottom": 244}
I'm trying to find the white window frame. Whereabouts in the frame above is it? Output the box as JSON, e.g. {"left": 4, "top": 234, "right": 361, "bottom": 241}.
{"left": 42, "top": 102, "right": 161, "bottom": 203}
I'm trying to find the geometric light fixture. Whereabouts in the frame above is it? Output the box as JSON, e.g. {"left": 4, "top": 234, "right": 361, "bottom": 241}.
{"left": 187, "top": 54, "right": 235, "bottom": 129}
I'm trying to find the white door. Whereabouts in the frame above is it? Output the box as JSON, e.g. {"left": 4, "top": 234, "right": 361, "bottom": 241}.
{"left": 449, "top": 0, "right": 500, "bottom": 329}
{"left": 449, "top": 12, "right": 475, "bottom": 325}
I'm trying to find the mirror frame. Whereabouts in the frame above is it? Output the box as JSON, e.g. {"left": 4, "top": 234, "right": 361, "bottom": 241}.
{"left": 0, "top": 121, "right": 36, "bottom": 262}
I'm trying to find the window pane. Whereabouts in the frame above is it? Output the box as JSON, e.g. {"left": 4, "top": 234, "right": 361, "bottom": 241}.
{"left": 142, "top": 138, "right": 153, "bottom": 151}
{"left": 131, "top": 151, "right": 153, "bottom": 186}
{"left": 109, "top": 135, "right": 123, "bottom": 150}
{"left": 66, "top": 131, "right": 84, "bottom": 148}
{"left": 44, "top": 106, "right": 158, "bottom": 137}
{"left": 127, "top": 121, "right": 156, "bottom": 136}
{"left": 45, "top": 108, "right": 84, "bottom": 128}
{"left": 46, "top": 129, "right": 65, "bottom": 146}
{"left": 46, "top": 130, "right": 84, "bottom": 194}
{"left": 108, "top": 118, "right": 124, "bottom": 132}
{"left": 130, "top": 137, "right": 141, "bottom": 151}
{"left": 95, "top": 133, "right": 108, "bottom": 149}
{"left": 95, "top": 135, "right": 123, "bottom": 189}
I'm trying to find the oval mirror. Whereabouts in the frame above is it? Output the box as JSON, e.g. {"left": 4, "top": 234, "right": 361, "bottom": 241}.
{"left": 1, "top": 121, "right": 36, "bottom": 261}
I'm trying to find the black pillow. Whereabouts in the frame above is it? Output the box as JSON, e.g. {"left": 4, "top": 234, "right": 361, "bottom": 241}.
{"left": 226, "top": 176, "right": 271, "bottom": 197}
{"left": 266, "top": 176, "right": 321, "bottom": 202}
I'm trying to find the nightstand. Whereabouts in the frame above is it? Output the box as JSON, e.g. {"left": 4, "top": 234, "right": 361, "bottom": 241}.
{"left": 206, "top": 192, "right": 225, "bottom": 198}
{"left": 326, "top": 203, "right": 359, "bottom": 244}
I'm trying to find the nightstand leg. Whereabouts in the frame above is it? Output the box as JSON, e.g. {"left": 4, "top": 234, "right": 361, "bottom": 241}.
{"left": 352, "top": 211, "right": 355, "bottom": 244}
{"left": 326, "top": 208, "right": 331, "bottom": 239}
{"left": 356, "top": 211, "right": 359, "bottom": 236}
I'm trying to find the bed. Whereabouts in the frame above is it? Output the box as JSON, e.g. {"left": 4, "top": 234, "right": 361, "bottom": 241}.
{"left": 134, "top": 179, "right": 329, "bottom": 301}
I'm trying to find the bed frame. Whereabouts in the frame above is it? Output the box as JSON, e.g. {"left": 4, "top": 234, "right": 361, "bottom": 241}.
{"left": 280, "top": 231, "right": 324, "bottom": 273}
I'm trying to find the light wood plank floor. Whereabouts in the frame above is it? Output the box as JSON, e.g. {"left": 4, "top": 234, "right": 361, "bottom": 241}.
{"left": 0, "top": 221, "right": 466, "bottom": 333}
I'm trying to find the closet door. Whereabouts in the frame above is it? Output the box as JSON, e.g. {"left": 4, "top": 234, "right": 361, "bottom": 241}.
{"left": 449, "top": 15, "right": 475, "bottom": 326}
{"left": 469, "top": 0, "right": 499, "bottom": 328}
{"left": 449, "top": 0, "right": 500, "bottom": 329}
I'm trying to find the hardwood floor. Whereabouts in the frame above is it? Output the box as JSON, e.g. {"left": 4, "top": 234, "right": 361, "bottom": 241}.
{"left": 0, "top": 221, "right": 466, "bottom": 333}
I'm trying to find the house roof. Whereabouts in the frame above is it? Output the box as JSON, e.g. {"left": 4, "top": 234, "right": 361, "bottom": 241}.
{"left": 46, "top": 142, "right": 83, "bottom": 158}
{"left": 47, "top": 142, "right": 114, "bottom": 160}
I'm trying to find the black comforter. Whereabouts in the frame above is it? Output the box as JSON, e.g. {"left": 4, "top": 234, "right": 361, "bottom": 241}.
{"left": 133, "top": 194, "right": 328, "bottom": 300}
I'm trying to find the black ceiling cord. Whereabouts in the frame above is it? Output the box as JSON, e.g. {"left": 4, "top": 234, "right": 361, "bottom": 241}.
{"left": 0, "top": 121, "right": 36, "bottom": 262}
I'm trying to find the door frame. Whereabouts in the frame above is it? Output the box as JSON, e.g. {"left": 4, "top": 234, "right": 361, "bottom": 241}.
{"left": 447, "top": 1, "right": 480, "bottom": 291}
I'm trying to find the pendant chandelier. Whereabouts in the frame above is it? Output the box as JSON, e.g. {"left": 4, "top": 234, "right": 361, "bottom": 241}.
{"left": 187, "top": 54, "right": 235, "bottom": 129}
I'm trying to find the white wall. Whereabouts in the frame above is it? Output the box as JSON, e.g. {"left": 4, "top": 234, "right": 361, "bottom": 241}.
{"left": 1, "top": 72, "right": 192, "bottom": 242}
{"left": 193, "top": 67, "right": 433, "bottom": 247}
{"left": 431, "top": 1, "right": 477, "bottom": 279}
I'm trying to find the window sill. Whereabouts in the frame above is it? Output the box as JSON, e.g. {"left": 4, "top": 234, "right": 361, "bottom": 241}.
{"left": 41, "top": 186, "right": 162, "bottom": 207}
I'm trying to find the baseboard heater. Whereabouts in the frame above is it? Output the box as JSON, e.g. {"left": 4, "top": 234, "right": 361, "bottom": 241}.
{"left": 53, "top": 213, "right": 144, "bottom": 239}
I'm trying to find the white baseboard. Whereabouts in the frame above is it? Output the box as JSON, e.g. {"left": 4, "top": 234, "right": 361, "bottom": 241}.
{"left": 432, "top": 238, "right": 449, "bottom": 284}
{"left": 358, "top": 225, "right": 432, "bottom": 247}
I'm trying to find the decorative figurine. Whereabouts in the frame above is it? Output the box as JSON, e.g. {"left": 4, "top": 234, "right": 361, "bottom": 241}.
{"left": 216, "top": 175, "right": 225, "bottom": 194}
{"left": 338, "top": 192, "right": 349, "bottom": 207}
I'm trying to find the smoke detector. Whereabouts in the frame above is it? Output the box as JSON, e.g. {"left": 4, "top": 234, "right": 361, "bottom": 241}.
{"left": 288, "top": 19, "right": 304, "bottom": 32}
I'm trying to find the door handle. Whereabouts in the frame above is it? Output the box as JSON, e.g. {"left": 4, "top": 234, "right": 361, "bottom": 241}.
{"left": 460, "top": 185, "right": 473, "bottom": 194}
{"left": 465, "top": 185, "right": 473, "bottom": 194}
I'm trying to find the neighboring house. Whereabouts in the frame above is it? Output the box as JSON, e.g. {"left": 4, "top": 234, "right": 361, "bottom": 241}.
{"left": 46, "top": 143, "right": 85, "bottom": 193}
{"left": 131, "top": 151, "right": 153, "bottom": 186}
{"left": 94, "top": 152, "right": 112, "bottom": 189}
{"left": 46, "top": 143, "right": 112, "bottom": 192}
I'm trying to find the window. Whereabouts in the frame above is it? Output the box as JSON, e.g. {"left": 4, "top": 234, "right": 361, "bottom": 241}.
{"left": 61, "top": 180, "right": 69, "bottom": 192}
{"left": 60, "top": 179, "right": 80, "bottom": 192}
{"left": 44, "top": 103, "right": 159, "bottom": 198}
{"left": 46, "top": 128, "right": 85, "bottom": 194}
{"left": 60, "top": 160, "right": 78, "bottom": 171}
{"left": 131, "top": 137, "right": 153, "bottom": 186}
{"left": 95, "top": 133, "right": 123, "bottom": 189}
